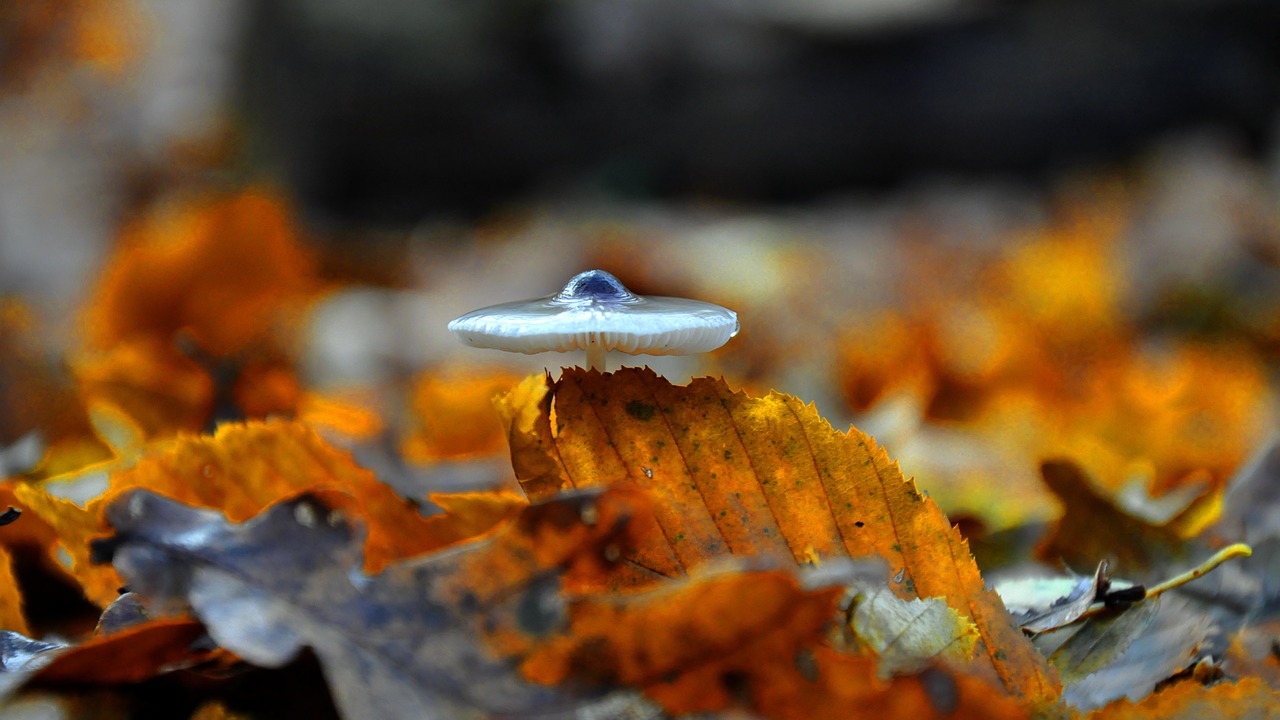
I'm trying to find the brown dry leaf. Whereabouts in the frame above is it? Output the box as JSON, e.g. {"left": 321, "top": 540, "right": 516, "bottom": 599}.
{"left": 81, "top": 189, "right": 315, "bottom": 356}
{"left": 1084, "top": 677, "right": 1280, "bottom": 720}
{"left": 497, "top": 367, "right": 1059, "bottom": 704}
{"left": 401, "top": 368, "right": 525, "bottom": 463}
{"left": 521, "top": 567, "right": 845, "bottom": 714}
{"left": 0, "top": 546, "right": 29, "bottom": 635}
{"left": 1036, "top": 460, "right": 1190, "bottom": 574}
{"left": 15, "top": 420, "right": 447, "bottom": 606}
{"left": 0, "top": 483, "right": 61, "bottom": 557}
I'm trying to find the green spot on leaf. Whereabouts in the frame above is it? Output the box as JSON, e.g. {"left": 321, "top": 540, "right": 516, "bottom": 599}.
{"left": 625, "top": 401, "right": 656, "bottom": 421}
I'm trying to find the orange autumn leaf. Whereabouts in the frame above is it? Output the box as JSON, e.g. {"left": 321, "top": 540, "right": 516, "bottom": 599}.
{"left": 418, "top": 490, "right": 528, "bottom": 549}
{"left": 72, "top": 339, "right": 214, "bottom": 439}
{"left": 1084, "top": 677, "right": 1280, "bottom": 720}
{"left": 0, "top": 546, "right": 30, "bottom": 635}
{"left": 32, "top": 618, "right": 207, "bottom": 685}
{"left": 401, "top": 368, "right": 525, "bottom": 462}
{"left": 294, "top": 391, "right": 385, "bottom": 441}
{"left": 497, "top": 367, "right": 1059, "bottom": 705}
{"left": 230, "top": 362, "right": 302, "bottom": 420}
{"left": 757, "top": 647, "right": 1029, "bottom": 720}
{"left": 837, "top": 313, "right": 934, "bottom": 413}
{"left": 522, "top": 567, "right": 844, "bottom": 714}
{"left": 82, "top": 188, "right": 315, "bottom": 356}
{"left": 16, "top": 420, "right": 444, "bottom": 606}
{"left": 994, "top": 197, "right": 1129, "bottom": 348}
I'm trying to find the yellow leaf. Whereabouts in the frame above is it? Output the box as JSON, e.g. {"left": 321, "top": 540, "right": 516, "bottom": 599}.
{"left": 497, "top": 367, "right": 1060, "bottom": 704}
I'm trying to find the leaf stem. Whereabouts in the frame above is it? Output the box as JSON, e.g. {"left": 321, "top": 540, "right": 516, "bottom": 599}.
{"left": 1143, "top": 543, "right": 1252, "bottom": 601}
{"left": 1043, "top": 543, "right": 1253, "bottom": 631}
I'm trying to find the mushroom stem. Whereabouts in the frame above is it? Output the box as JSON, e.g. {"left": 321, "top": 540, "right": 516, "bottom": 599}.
{"left": 586, "top": 342, "right": 606, "bottom": 373}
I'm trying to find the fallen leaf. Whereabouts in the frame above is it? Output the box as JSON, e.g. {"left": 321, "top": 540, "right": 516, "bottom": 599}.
{"left": 401, "top": 368, "right": 524, "bottom": 463}
{"left": 0, "top": 547, "right": 28, "bottom": 636}
{"left": 417, "top": 490, "right": 528, "bottom": 549}
{"left": 1084, "top": 676, "right": 1280, "bottom": 719}
{"left": 0, "top": 630, "right": 63, "bottom": 673}
{"left": 1053, "top": 595, "right": 1215, "bottom": 711}
{"left": 81, "top": 189, "right": 315, "bottom": 357}
{"left": 1045, "top": 599, "right": 1161, "bottom": 685}
{"left": 72, "top": 340, "right": 214, "bottom": 440}
{"left": 846, "top": 584, "right": 978, "bottom": 677}
{"left": 16, "top": 420, "right": 445, "bottom": 606}
{"left": 755, "top": 646, "right": 1031, "bottom": 720}
{"left": 94, "top": 593, "right": 150, "bottom": 636}
{"left": 521, "top": 562, "right": 848, "bottom": 714}
{"left": 496, "top": 367, "right": 1059, "bottom": 704}
{"left": 94, "top": 487, "right": 646, "bottom": 720}
{"left": 1037, "top": 460, "right": 1190, "bottom": 575}
{"left": 998, "top": 562, "right": 1113, "bottom": 635}
{"left": 31, "top": 617, "right": 207, "bottom": 685}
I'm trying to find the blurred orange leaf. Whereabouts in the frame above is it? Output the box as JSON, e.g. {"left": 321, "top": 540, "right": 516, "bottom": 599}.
{"left": 1084, "top": 677, "right": 1280, "bottom": 719}
{"left": 0, "top": 546, "right": 30, "bottom": 635}
{"left": 1036, "top": 460, "right": 1196, "bottom": 573}
{"left": 759, "top": 646, "right": 1030, "bottom": 720}
{"left": 32, "top": 618, "right": 206, "bottom": 685}
{"left": 72, "top": 339, "right": 214, "bottom": 440}
{"left": 82, "top": 189, "right": 315, "bottom": 356}
{"left": 401, "top": 369, "right": 524, "bottom": 462}
{"left": 497, "top": 367, "right": 1059, "bottom": 704}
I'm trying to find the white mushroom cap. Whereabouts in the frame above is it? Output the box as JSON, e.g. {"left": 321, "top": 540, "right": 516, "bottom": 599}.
{"left": 448, "top": 270, "right": 739, "bottom": 357}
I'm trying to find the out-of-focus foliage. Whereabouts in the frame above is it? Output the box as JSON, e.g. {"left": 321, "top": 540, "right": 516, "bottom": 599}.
{"left": 0, "top": 4, "right": 1278, "bottom": 718}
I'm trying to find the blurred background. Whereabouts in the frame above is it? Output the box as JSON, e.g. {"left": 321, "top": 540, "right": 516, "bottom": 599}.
{"left": 3, "top": 0, "right": 1280, "bottom": 562}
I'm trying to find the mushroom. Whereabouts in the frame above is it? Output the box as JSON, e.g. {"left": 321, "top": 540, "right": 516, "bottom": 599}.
{"left": 448, "top": 269, "right": 739, "bottom": 372}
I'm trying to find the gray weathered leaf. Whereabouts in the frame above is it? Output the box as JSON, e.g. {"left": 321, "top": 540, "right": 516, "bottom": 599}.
{"left": 0, "top": 629, "right": 66, "bottom": 702}
{"left": 1052, "top": 595, "right": 1215, "bottom": 711}
{"left": 846, "top": 585, "right": 977, "bottom": 676}
{"left": 1047, "top": 597, "right": 1160, "bottom": 683}
{"left": 95, "top": 489, "right": 628, "bottom": 720}
{"left": 997, "top": 562, "right": 1111, "bottom": 635}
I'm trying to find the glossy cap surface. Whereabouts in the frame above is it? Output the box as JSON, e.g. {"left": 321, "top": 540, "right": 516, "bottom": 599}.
{"left": 448, "top": 270, "right": 739, "bottom": 356}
